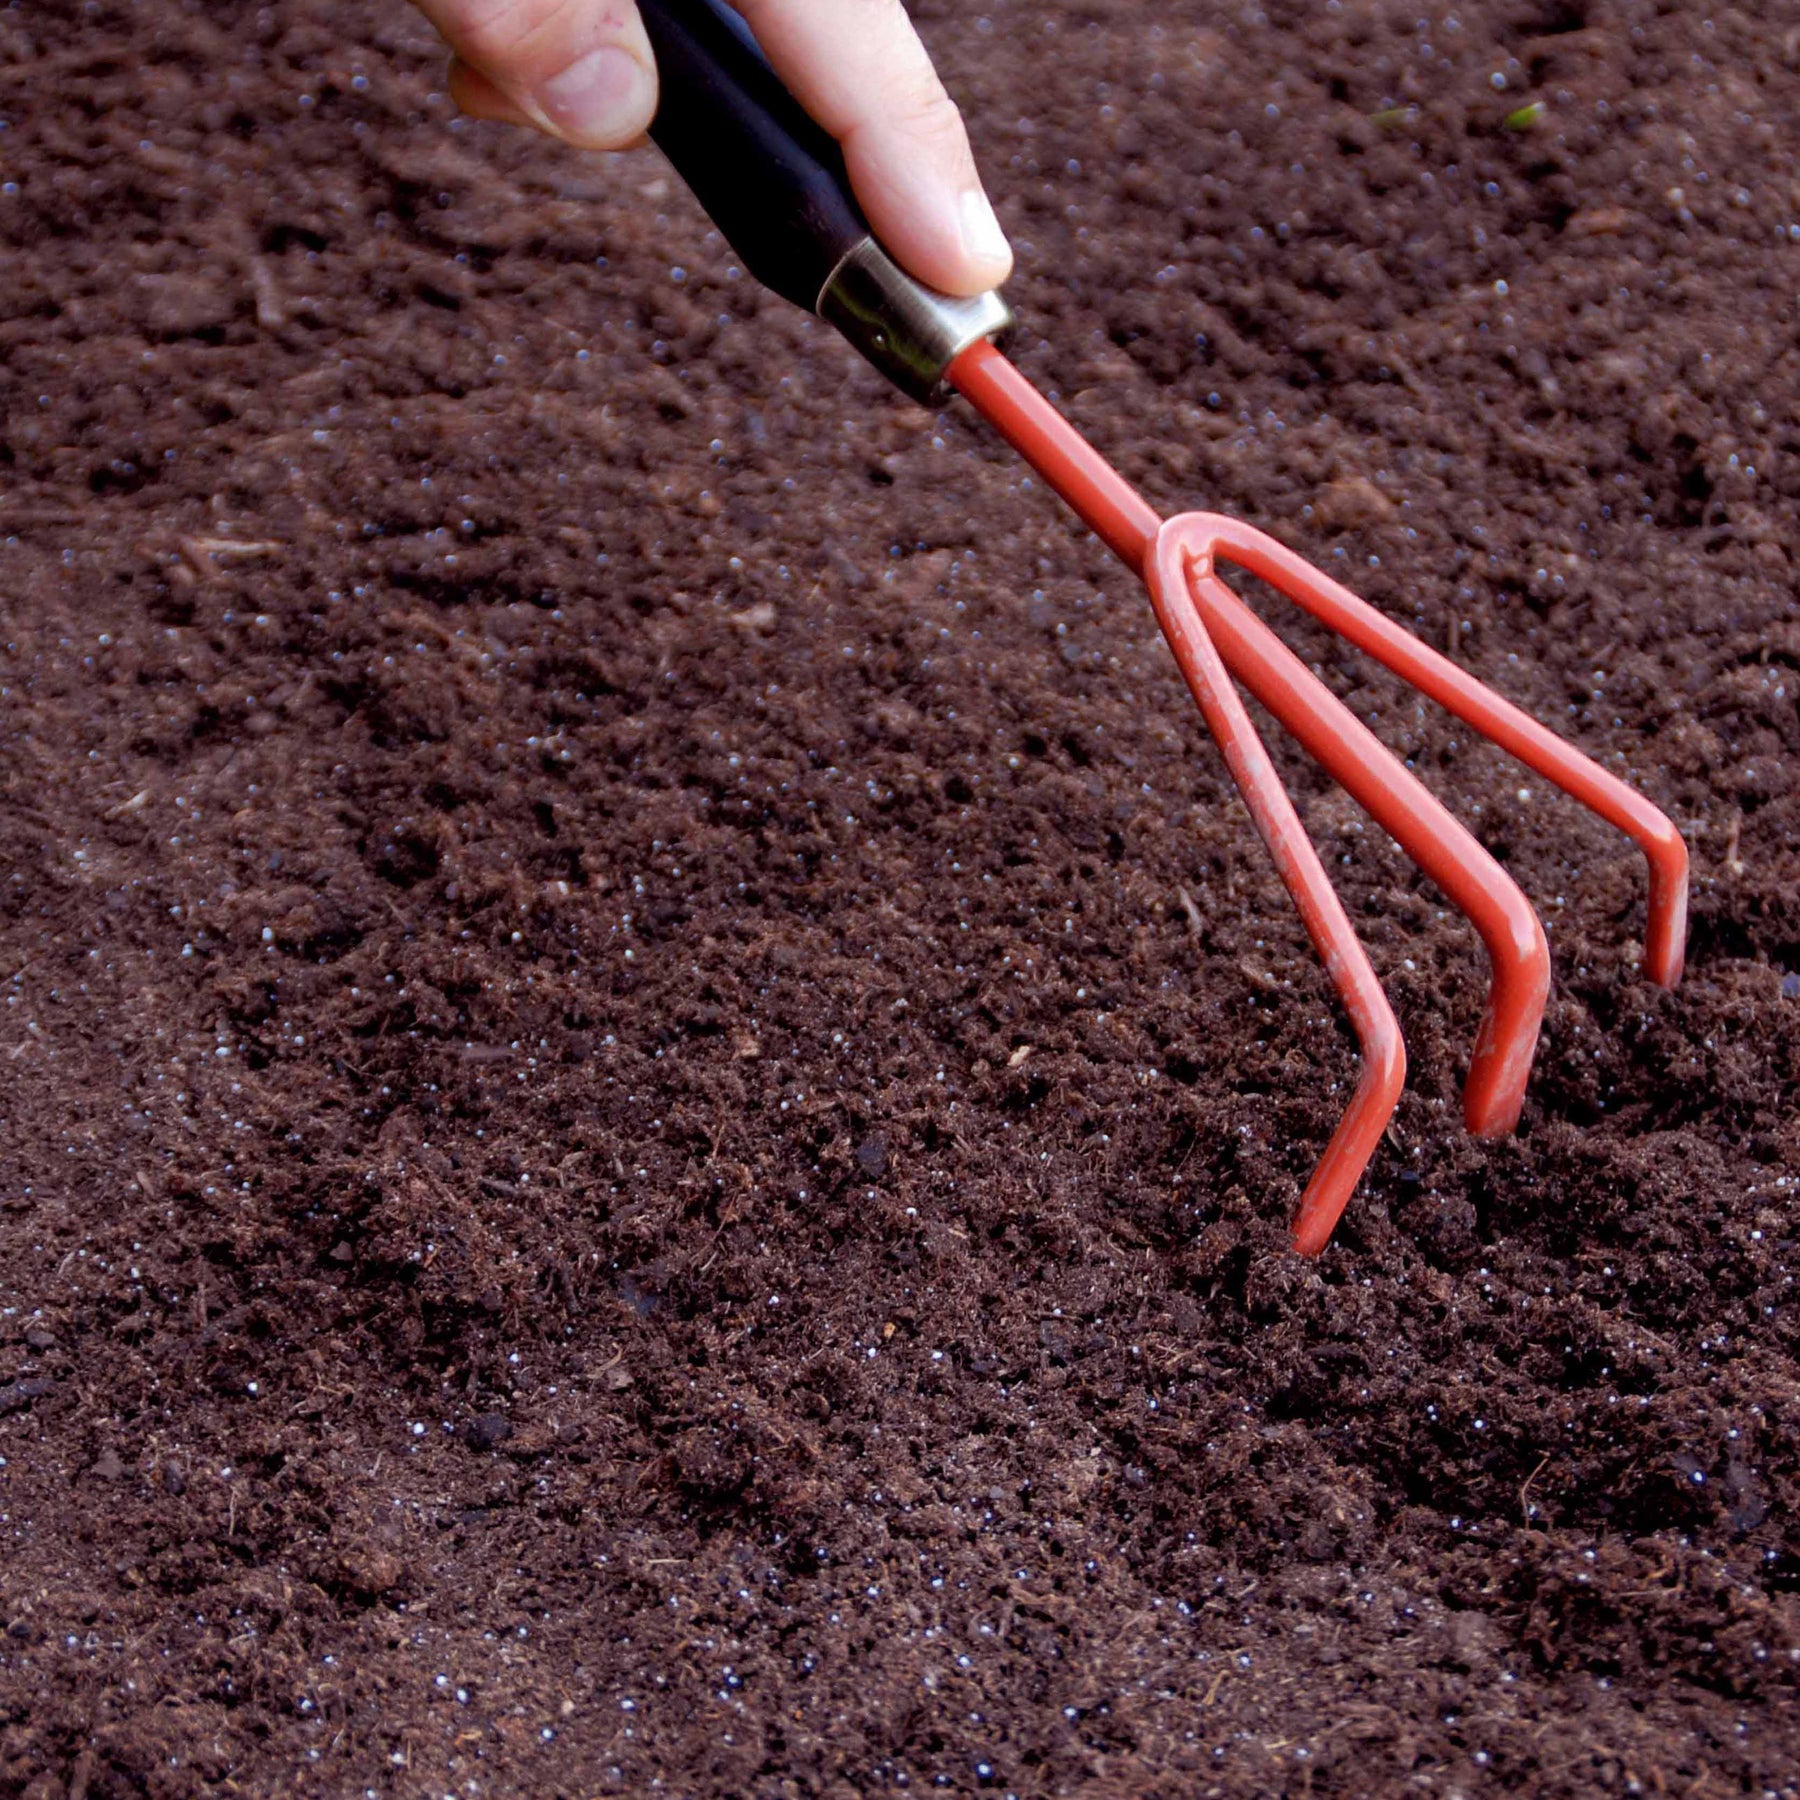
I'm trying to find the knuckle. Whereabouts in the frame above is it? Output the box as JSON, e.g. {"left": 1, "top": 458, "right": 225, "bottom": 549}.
{"left": 448, "top": 0, "right": 535, "bottom": 67}
{"left": 450, "top": 0, "right": 574, "bottom": 69}
{"left": 885, "top": 73, "right": 965, "bottom": 148}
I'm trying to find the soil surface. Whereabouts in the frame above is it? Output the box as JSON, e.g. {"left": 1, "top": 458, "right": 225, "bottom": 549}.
{"left": 3, "top": 0, "right": 1800, "bottom": 1794}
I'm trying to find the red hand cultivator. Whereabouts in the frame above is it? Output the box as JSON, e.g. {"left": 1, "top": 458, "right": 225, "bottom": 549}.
{"left": 636, "top": 0, "right": 1691, "bottom": 1253}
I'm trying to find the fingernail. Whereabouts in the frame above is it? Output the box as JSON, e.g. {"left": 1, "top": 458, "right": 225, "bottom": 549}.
{"left": 537, "top": 45, "right": 653, "bottom": 145}
{"left": 959, "top": 187, "right": 1012, "bottom": 273}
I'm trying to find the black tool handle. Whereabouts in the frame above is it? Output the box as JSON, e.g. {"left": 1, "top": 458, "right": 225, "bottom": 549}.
{"left": 633, "top": 0, "right": 1013, "bottom": 401}
{"left": 638, "top": 0, "right": 868, "bottom": 312}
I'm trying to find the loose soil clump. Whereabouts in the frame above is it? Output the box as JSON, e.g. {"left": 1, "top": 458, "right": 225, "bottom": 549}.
{"left": 2, "top": 1, "right": 1798, "bottom": 1794}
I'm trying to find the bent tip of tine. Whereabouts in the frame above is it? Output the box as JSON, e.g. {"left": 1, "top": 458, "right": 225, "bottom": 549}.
{"left": 1463, "top": 1078, "right": 1526, "bottom": 1142}
{"left": 1290, "top": 1013, "right": 1406, "bottom": 1259}
{"left": 1291, "top": 1199, "right": 1346, "bottom": 1262}
{"left": 1643, "top": 826, "right": 1690, "bottom": 989}
{"left": 1460, "top": 911, "right": 1551, "bottom": 1140}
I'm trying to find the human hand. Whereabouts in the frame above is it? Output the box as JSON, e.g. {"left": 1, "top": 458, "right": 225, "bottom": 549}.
{"left": 412, "top": 0, "right": 1012, "bottom": 296}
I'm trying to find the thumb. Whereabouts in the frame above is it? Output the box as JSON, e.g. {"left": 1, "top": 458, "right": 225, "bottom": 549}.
{"left": 417, "top": 0, "right": 660, "bottom": 149}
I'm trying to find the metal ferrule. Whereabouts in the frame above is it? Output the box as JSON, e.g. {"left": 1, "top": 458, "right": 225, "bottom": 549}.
{"left": 817, "top": 237, "right": 1013, "bottom": 404}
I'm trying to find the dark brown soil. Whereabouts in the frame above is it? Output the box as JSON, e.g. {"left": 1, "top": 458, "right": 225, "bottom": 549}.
{"left": 3, "top": 0, "right": 1799, "bottom": 1793}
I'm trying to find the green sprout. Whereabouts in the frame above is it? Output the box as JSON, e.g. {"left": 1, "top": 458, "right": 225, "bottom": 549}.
{"left": 1502, "top": 100, "right": 1547, "bottom": 131}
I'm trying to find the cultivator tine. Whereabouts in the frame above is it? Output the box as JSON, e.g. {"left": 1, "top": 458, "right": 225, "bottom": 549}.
{"left": 1157, "top": 515, "right": 1551, "bottom": 1138}
{"left": 1142, "top": 522, "right": 1408, "bottom": 1257}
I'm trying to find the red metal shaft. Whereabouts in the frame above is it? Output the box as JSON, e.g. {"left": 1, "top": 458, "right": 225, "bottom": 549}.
{"left": 950, "top": 340, "right": 1161, "bottom": 576}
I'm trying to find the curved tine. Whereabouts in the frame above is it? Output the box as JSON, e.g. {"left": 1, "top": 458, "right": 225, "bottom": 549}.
{"left": 1164, "top": 515, "right": 1551, "bottom": 1139}
{"left": 1144, "top": 520, "right": 1406, "bottom": 1257}
{"left": 1195, "top": 516, "right": 1690, "bottom": 986}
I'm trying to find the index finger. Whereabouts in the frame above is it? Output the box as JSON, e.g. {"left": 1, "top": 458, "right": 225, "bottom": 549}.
{"left": 729, "top": 0, "right": 1012, "bottom": 296}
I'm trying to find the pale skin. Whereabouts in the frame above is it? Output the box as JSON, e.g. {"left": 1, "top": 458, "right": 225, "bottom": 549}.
{"left": 411, "top": 0, "right": 1014, "bottom": 297}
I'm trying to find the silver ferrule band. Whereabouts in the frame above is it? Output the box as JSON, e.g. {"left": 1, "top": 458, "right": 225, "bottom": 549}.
{"left": 817, "top": 237, "right": 1013, "bottom": 404}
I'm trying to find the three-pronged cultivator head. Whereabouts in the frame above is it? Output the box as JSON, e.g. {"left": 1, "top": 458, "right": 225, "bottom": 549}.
{"left": 951, "top": 341, "right": 1689, "bottom": 1255}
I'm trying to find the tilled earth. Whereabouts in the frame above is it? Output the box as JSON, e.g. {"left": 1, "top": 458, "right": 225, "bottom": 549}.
{"left": 2, "top": 0, "right": 1799, "bottom": 1794}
